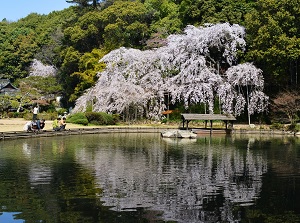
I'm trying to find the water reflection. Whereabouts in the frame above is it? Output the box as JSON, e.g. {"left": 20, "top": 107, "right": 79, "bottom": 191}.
{"left": 0, "top": 133, "right": 299, "bottom": 222}
{"left": 74, "top": 134, "right": 268, "bottom": 222}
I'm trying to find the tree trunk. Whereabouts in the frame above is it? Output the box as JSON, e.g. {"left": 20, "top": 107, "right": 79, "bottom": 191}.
{"left": 246, "top": 85, "right": 251, "bottom": 126}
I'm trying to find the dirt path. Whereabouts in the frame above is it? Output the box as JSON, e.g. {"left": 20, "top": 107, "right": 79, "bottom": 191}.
{"left": 0, "top": 118, "right": 96, "bottom": 132}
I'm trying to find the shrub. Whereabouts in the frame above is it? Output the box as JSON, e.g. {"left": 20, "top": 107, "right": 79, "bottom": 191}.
{"left": 12, "top": 112, "right": 25, "bottom": 118}
{"left": 85, "top": 112, "right": 116, "bottom": 125}
{"left": 101, "top": 112, "right": 115, "bottom": 125}
{"left": 23, "top": 112, "right": 33, "bottom": 120}
{"left": 7, "top": 112, "right": 14, "bottom": 118}
{"left": 112, "top": 114, "right": 120, "bottom": 123}
{"left": 161, "top": 118, "right": 168, "bottom": 124}
{"left": 73, "top": 118, "right": 89, "bottom": 125}
{"left": 67, "top": 112, "right": 89, "bottom": 125}
{"left": 67, "top": 112, "right": 117, "bottom": 126}
{"left": 270, "top": 123, "right": 284, "bottom": 130}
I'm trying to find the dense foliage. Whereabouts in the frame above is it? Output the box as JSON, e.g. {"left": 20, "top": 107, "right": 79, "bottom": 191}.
{"left": 0, "top": 0, "right": 299, "bottom": 122}
{"left": 67, "top": 111, "right": 117, "bottom": 125}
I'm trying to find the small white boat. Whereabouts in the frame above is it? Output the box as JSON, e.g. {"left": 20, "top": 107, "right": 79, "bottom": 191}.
{"left": 161, "top": 130, "right": 197, "bottom": 138}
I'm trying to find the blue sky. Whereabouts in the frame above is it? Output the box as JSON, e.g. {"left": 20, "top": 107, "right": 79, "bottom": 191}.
{"left": 0, "top": 0, "right": 74, "bottom": 22}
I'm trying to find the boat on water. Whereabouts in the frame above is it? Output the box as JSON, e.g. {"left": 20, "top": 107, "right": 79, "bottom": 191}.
{"left": 161, "top": 130, "right": 197, "bottom": 138}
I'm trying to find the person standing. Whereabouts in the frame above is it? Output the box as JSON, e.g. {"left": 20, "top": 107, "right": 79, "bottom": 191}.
{"left": 32, "top": 105, "right": 39, "bottom": 121}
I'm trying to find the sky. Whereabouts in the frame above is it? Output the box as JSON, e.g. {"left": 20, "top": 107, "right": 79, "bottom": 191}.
{"left": 0, "top": 0, "right": 74, "bottom": 22}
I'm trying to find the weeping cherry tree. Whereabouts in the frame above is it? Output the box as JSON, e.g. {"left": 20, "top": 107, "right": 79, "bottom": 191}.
{"left": 225, "top": 62, "right": 269, "bottom": 125}
{"left": 73, "top": 47, "right": 168, "bottom": 120}
{"left": 73, "top": 23, "right": 269, "bottom": 121}
{"left": 159, "top": 23, "right": 246, "bottom": 113}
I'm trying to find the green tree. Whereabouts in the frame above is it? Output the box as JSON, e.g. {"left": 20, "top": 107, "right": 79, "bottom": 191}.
{"left": 245, "top": 0, "right": 300, "bottom": 89}
{"left": 178, "top": 0, "right": 254, "bottom": 26}
{"left": 70, "top": 49, "right": 106, "bottom": 101}
{"left": 99, "top": 1, "right": 152, "bottom": 50}
{"left": 145, "top": 0, "right": 182, "bottom": 36}
{"left": 0, "top": 23, "right": 37, "bottom": 80}
{"left": 59, "top": 46, "right": 81, "bottom": 93}
{"left": 63, "top": 11, "right": 102, "bottom": 52}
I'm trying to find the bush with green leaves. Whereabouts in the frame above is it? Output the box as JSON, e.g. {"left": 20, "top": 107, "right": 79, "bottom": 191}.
{"left": 270, "top": 123, "right": 284, "bottom": 130}
{"left": 85, "top": 112, "right": 116, "bottom": 125}
{"left": 67, "top": 112, "right": 118, "bottom": 126}
{"left": 67, "top": 112, "right": 89, "bottom": 125}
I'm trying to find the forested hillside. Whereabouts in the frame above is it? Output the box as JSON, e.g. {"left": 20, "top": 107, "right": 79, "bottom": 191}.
{"left": 1, "top": 0, "right": 299, "bottom": 123}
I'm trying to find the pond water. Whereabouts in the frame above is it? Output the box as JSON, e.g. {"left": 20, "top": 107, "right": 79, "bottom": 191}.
{"left": 0, "top": 133, "right": 300, "bottom": 223}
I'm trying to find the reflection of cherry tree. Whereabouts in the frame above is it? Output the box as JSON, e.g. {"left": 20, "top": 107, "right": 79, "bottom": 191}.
{"left": 73, "top": 23, "right": 268, "bottom": 120}
{"left": 75, "top": 135, "right": 268, "bottom": 222}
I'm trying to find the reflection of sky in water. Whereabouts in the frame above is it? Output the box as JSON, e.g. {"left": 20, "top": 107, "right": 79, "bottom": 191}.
{"left": 75, "top": 137, "right": 267, "bottom": 222}
{"left": 0, "top": 212, "right": 24, "bottom": 223}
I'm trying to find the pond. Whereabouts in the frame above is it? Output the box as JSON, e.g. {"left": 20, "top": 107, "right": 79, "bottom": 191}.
{"left": 0, "top": 133, "right": 300, "bottom": 223}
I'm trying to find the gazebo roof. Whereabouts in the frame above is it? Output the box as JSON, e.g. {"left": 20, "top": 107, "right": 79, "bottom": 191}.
{"left": 181, "top": 113, "right": 236, "bottom": 121}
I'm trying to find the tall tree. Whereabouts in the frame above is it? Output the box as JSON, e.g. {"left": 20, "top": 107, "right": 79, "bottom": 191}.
{"left": 69, "top": 49, "right": 106, "bottom": 101}
{"left": 99, "top": 1, "right": 152, "bottom": 50}
{"left": 245, "top": 0, "right": 300, "bottom": 89}
{"left": 178, "top": 0, "right": 254, "bottom": 26}
{"left": 271, "top": 90, "right": 300, "bottom": 124}
{"left": 144, "top": 0, "right": 182, "bottom": 36}
{"left": 224, "top": 63, "right": 269, "bottom": 125}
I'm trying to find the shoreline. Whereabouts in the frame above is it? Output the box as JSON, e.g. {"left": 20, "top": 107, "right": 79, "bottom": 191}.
{"left": 1, "top": 118, "right": 299, "bottom": 140}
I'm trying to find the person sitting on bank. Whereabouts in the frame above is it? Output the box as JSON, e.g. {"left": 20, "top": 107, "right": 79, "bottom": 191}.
{"left": 59, "top": 117, "right": 67, "bottom": 130}
{"left": 23, "top": 121, "right": 33, "bottom": 132}
{"left": 23, "top": 119, "right": 44, "bottom": 132}
{"left": 53, "top": 117, "right": 61, "bottom": 131}
{"left": 37, "top": 119, "right": 45, "bottom": 131}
